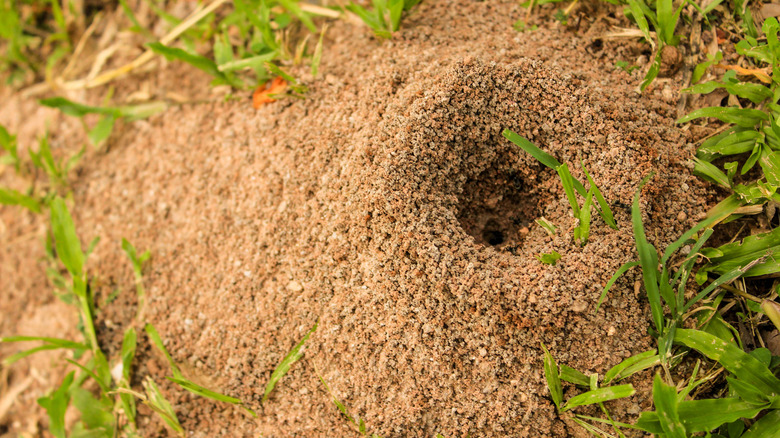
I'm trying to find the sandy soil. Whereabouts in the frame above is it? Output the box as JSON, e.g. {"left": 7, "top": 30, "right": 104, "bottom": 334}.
{"left": 1, "top": 1, "right": 724, "bottom": 437}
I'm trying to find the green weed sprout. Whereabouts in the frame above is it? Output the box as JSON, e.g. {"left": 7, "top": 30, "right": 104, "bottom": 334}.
{"left": 503, "top": 129, "right": 617, "bottom": 246}
{"left": 40, "top": 97, "right": 166, "bottom": 148}
{"left": 537, "top": 251, "right": 562, "bottom": 265}
{"left": 263, "top": 321, "right": 318, "bottom": 402}
{"left": 146, "top": 323, "right": 257, "bottom": 417}
{"left": 677, "top": 17, "right": 780, "bottom": 280}
{"left": 0, "top": 124, "right": 20, "bottom": 171}
{"left": 121, "top": 238, "right": 151, "bottom": 321}
{"left": 346, "top": 0, "right": 420, "bottom": 39}
{"left": 29, "top": 133, "right": 84, "bottom": 191}
{"left": 541, "top": 343, "right": 638, "bottom": 435}
{"left": 635, "top": 330, "right": 780, "bottom": 436}
{"left": 315, "top": 363, "right": 383, "bottom": 437}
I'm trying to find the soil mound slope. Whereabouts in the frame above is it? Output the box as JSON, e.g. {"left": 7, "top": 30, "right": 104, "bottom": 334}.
{"left": 1, "top": 1, "right": 713, "bottom": 436}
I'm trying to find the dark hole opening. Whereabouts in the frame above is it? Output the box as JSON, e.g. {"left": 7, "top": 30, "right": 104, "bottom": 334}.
{"left": 482, "top": 229, "right": 505, "bottom": 246}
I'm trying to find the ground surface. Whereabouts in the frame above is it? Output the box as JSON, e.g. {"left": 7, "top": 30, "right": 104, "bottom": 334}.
{"left": 0, "top": 1, "right": 728, "bottom": 436}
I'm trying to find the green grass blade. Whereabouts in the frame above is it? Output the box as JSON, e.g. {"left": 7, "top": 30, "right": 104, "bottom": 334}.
{"left": 660, "top": 194, "right": 741, "bottom": 266}
{"left": 636, "top": 398, "right": 765, "bottom": 434}
{"left": 50, "top": 197, "right": 85, "bottom": 278}
{"left": 561, "top": 384, "right": 635, "bottom": 412}
{"left": 536, "top": 217, "right": 557, "bottom": 236}
{"left": 311, "top": 25, "right": 327, "bottom": 78}
{"left": 36, "top": 371, "right": 74, "bottom": 438}
{"left": 503, "top": 129, "right": 587, "bottom": 195}
{"left": 64, "top": 358, "right": 111, "bottom": 394}
{"left": 677, "top": 106, "right": 769, "bottom": 128}
{"left": 697, "top": 129, "right": 758, "bottom": 158}
{"left": 652, "top": 374, "right": 686, "bottom": 438}
{"left": 595, "top": 261, "right": 640, "bottom": 312}
{"left": 693, "top": 157, "right": 730, "bottom": 187}
{"left": 167, "top": 376, "right": 256, "bottom": 417}
{"left": 40, "top": 97, "right": 118, "bottom": 117}
{"left": 142, "top": 377, "right": 183, "bottom": 436}
{"left": 388, "top": 0, "right": 404, "bottom": 31}
{"left": 503, "top": 128, "right": 561, "bottom": 168}
{"left": 88, "top": 114, "right": 116, "bottom": 147}
{"left": 263, "top": 321, "right": 318, "bottom": 403}
{"left": 632, "top": 174, "right": 663, "bottom": 333}
{"left": 1, "top": 335, "right": 88, "bottom": 348}
{"left": 557, "top": 163, "right": 581, "bottom": 217}
{"left": 560, "top": 364, "right": 590, "bottom": 387}
{"left": 582, "top": 165, "right": 617, "bottom": 229}
{"left": 741, "top": 409, "right": 780, "bottom": 438}
{"left": 574, "top": 188, "right": 592, "bottom": 245}
{"left": 541, "top": 342, "right": 562, "bottom": 410}
{"left": 699, "top": 226, "right": 780, "bottom": 277}
{"left": 120, "top": 327, "right": 137, "bottom": 425}
{"left": 674, "top": 329, "right": 780, "bottom": 395}
{"left": 144, "top": 324, "right": 183, "bottom": 379}
{"left": 603, "top": 349, "right": 657, "bottom": 385}
{"left": 147, "top": 42, "right": 237, "bottom": 87}
{"left": 625, "top": 0, "right": 654, "bottom": 49}
{"left": 3, "top": 344, "right": 81, "bottom": 366}
{"left": 640, "top": 50, "right": 662, "bottom": 92}
{"left": 278, "top": 0, "right": 317, "bottom": 32}
{"left": 0, "top": 187, "right": 41, "bottom": 213}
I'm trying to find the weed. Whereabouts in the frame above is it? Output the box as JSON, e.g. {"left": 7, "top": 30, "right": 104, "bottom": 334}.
{"left": 346, "top": 0, "right": 420, "bottom": 39}
{"left": 29, "top": 133, "right": 84, "bottom": 191}
{"left": 263, "top": 321, "right": 318, "bottom": 403}
{"left": 315, "top": 363, "right": 383, "bottom": 437}
{"left": 503, "top": 129, "right": 617, "bottom": 245}
{"left": 615, "top": 60, "right": 640, "bottom": 74}
{"left": 121, "top": 238, "right": 151, "bottom": 320}
{"left": 537, "top": 251, "right": 562, "bottom": 265}
{"left": 146, "top": 323, "right": 257, "bottom": 417}
{"left": 0, "top": 123, "right": 20, "bottom": 171}
{"left": 40, "top": 97, "right": 167, "bottom": 148}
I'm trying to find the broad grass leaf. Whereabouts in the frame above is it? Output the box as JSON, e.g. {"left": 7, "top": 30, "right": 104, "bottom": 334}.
{"left": 50, "top": 197, "right": 85, "bottom": 277}
{"left": 389, "top": 0, "right": 404, "bottom": 31}
{"left": 697, "top": 129, "right": 760, "bottom": 159}
{"left": 693, "top": 157, "right": 730, "bottom": 187}
{"left": 674, "top": 329, "right": 780, "bottom": 395}
{"left": 541, "top": 343, "right": 562, "bottom": 410}
{"left": 0, "top": 187, "right": 41, "bottom": 213}
{"left": 88, "top": 114, "right": 115, "bottom": 147}
{"left": 677, "top": 107, "right": 769, "bottom": 128}
{"left": 37, "top": 371, "right": 75, "bottom": 438}
{"left": 70, "top": 386, "right": 115, "bottom": 433}
{"left": 699, "top": 226, "right": 780, "bottom": 277}
{"left": 603, "top": 349, "right": 657, "bottom": 384}
{"left": 1, "top": 335, "right": 88, "bottom": 365}
{"left": 574, "top": 188, "right": 592, "bottom": 245}
{"left": 263, "top": 321, "right": 318, "bottom": 403}
{"left": 741, "top": 409, "right": 780, "bottom": 437}
{"left": 632, "top": 174, "right": 663, "bottom": 333}
{"left": 278, "top": 0, "right": 316, "bottom": 32}
{"left": 727, "top": 377, "right": 769, "bottom": 405}
{"left": 560, "top": 364, "right": 589, "bottom": 387}
{"left": 637, "top": 398, "right": 765, "bottom": 434}
{"left": 561, "top": 384, "right": 635, "bottom": 411}
{"left": 760, "top": 149, "right": 780, "bottom": 186}
{"left": 625, "top": 0, "right": 654, "bottom": 49}
{"left": 652, "top": 374, "right": 686, "bottom": 438}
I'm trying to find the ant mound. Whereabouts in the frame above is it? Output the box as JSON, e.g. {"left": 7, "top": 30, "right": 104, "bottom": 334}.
{"left": 73, "top": 56, "right": 707, "bottom": 437}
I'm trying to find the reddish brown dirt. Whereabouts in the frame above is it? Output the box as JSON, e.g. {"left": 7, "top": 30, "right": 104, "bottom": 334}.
{"left": 1, "top": 1, "right": 720, "bottom": 437}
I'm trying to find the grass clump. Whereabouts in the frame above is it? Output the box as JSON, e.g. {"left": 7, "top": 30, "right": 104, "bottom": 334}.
{"left": 503, "top": 128, "right": 617, "bottom": 246}
{"left": 345, "top": 0, "right": 420, "bottom": 39}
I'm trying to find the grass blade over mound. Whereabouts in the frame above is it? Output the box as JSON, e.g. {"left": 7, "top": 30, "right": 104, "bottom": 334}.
{"left": 263, "top": 321, "right": 318, "bottom": 403}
